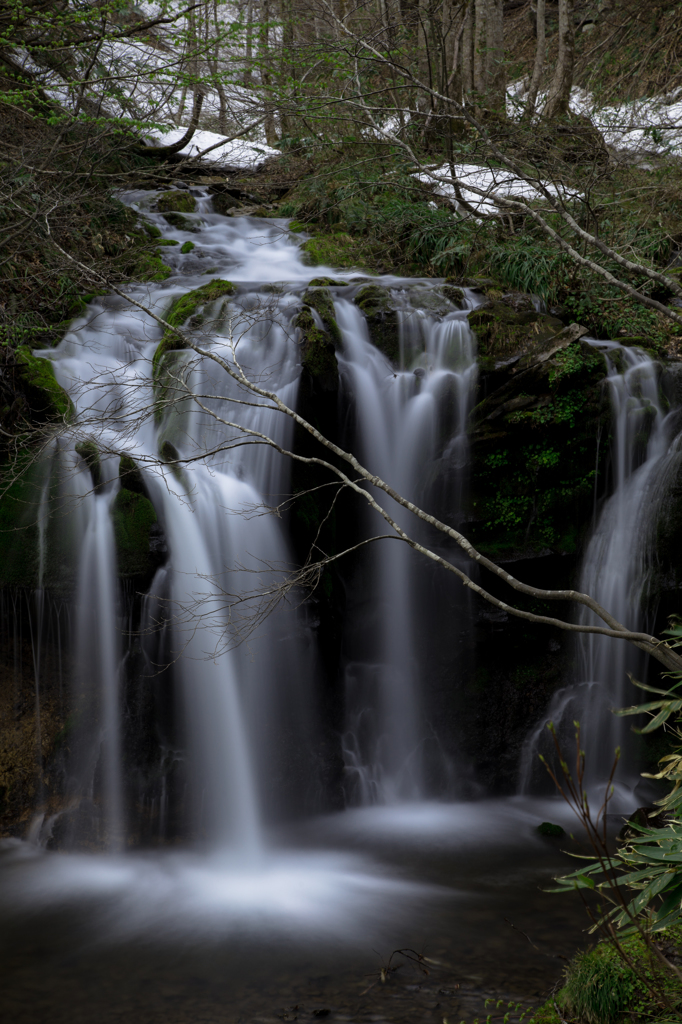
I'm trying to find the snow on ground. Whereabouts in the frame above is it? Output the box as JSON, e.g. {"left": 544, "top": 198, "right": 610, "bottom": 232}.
{"left": 145, "top": 126, "right": 280, "bottom": 168}
{"left": 508, "top": 80, "right": 682, "bottom": 159}
{"left": 416, "top": 163, "right": 572, "bottom": 216}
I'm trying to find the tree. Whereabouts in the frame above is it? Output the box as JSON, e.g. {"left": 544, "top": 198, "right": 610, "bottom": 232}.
{"left": 542, "top": 0, "right": 575, "bottom": 119}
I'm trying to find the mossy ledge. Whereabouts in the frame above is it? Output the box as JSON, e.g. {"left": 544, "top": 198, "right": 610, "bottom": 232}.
{"left": 14, "top": 347, "right": 74, "bottom": 422}
{"left": 152, "top": 279, "right": 237, "bottom": 378}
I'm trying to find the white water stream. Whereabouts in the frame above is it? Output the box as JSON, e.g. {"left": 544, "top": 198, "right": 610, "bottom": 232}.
{"left": 520, "top": 341, "right": 678, "bottom": 794}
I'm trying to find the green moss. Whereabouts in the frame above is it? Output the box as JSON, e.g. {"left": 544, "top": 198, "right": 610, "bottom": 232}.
{"left": 111, "top": 487, "right": 158, "bottom": 578}
{"left": 301, "top": 232, "right": 374, "bottom": 271}
{"left": 180, "top": 241, "right": 195, "bottom": 254}
{"left": 157, "top": 238, "right": 179, "bottom": 246}
{"left": 293, "top": 307, "right": 339, "bottom": 391}
{"left": 134, "top": 251, "right": 172, "bottom": 282}
{"left": 157, "top": 191, "right": 196, "bottom": 214}
{"left": 143, "top": 223, "right": 162, "bottom": 239}
{"left": 308, "top": 277, "right": 346, "bottom": 287}
{"left": 75, "top": 439, "right": 102, "bottom": 492}
{"left": 354, "top": 284, "right": 399, "bottom": 362}
{"left": 14, "top": 347, "right": 74, "bottom": 422}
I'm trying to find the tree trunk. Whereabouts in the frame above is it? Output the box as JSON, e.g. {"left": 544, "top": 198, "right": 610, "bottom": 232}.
{"left": 484, "top": 0, "right": 504, "bottom": 114}
{"left": 525, "top": 0, "right": 545, "bottom": 119}
{"left": 543, "top": 0, "right": 574, "bottom": 119}
{"left": 473, "top": 0, "right": 487, "bottom": 99}
{"left": 461, "top": 0, "right": 474, "bottom": 103}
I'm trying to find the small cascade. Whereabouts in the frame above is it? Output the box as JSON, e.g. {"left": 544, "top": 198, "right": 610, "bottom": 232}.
{"left": 337, "top": 299, "right": 477, "bottom": 804}
{"left": 75, "top": 489, "right": 124, "bottom": 849}
{"left": 520, "top": 341, "right": 679, "bottom": 792}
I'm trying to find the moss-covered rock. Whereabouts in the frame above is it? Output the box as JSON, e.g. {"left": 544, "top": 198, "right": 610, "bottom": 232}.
{"left": 111, "top": 487, "right": 161, "bottom": 579}
{"left": 354, "top": 284, "right": 399, "bottom": 363}
{"left": 293, "top": 307, "right": 339, "bottom": 391}
{"left": 301, "top": 286, "right": 342, "bottom": 347}
{"left": 157, "top": 191, "right": 196, "bottom": 214}
{"left": 161, "top": 211, "right": 199, "bottom": 232}
{"left": 180, "top": 241, "right": 195, "bottom": 254}
{"left": 153, "top": 279, "right": 237, "bottom": 380}
{"left": 14, "top": 348, "right": 73, "bottom": 422}
{"left": 75, "top": 439, "right": 103, "bottom": 493}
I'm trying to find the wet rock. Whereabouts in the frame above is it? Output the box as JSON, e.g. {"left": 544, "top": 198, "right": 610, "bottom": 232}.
{"left": 118, "top": 454, "right": 147, "bottom": 497}
{"left": 354, "top": 284, "right": 399, "bottom": 362}
{"left": 405, "top": 284, "right": 458, "bottom": 316}
{"left": 294, "top": 307, "right": 338, "bottom": 392}
{"left": 75, "top": 439, "right": 103, "bottom": 493}
{"left": 302, "top": 286, "right": 342, "bottom": 347}
{"left": 467, "top": 300, "right": 566, "bottom": 367}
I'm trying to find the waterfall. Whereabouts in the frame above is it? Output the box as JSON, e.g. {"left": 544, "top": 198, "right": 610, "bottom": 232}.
{"left": 520, "top": 341, "right": 677, "bottom": 792}
{"left": 336, "top": 299, "right": 477, "bottom": 804}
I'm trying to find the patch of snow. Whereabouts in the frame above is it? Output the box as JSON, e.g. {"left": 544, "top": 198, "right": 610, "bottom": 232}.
{"left": 416, "top": 163, "right": 572, "bottom": 216}
{"left": 145, "top": 126, "right": 280, "bottom": 168}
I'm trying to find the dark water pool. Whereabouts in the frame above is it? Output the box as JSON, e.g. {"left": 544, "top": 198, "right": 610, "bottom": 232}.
{"left": 0, "top": 799, "right": 597, "bottom": 1024}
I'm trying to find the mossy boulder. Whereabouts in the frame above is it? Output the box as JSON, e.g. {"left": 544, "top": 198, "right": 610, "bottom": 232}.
{"left": 211, "top": 192, "right": 242, "bottom": 216}
{"left": 111, "top": 487, "right": 162, "bottom": 579}
{"left": 161, "top": 211, "right": 198, "bottom": 232}
{"left": 294, "top": 306, "right": 338, "bottom": 392}
{"left": 354, "top": 285, "right": 398, "bottom": 363}
{"left": 180, "top": 241, "right": 195, "bottom": 254}
{"left": 157, "top": 191, "right": 196, "bottom": 214}
{"left": 405, "top": 284, "right": 458, "bottom": 316}
{"left": 14, "top": 348, "right": 73, "bottom": 422}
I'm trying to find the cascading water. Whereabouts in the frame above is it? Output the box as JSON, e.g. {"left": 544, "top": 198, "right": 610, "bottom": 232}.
{"left": 337, "top": 297, "right": 478, "bottom": 804}
{"left": 520, "top": 341, "right": 679, "bottom": 792}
